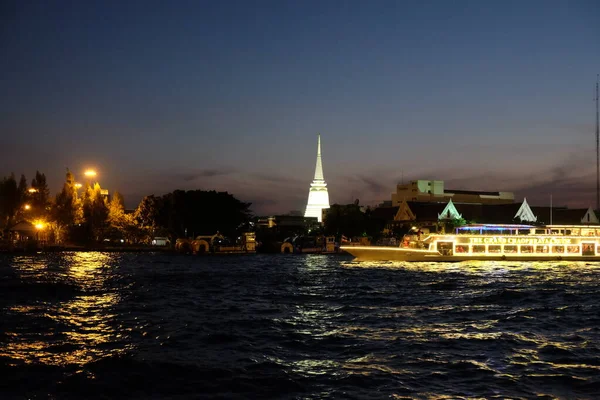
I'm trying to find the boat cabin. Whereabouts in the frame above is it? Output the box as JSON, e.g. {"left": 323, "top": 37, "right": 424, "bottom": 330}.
{"left": 422, "top": 224, "right": 600, "bottom": 258}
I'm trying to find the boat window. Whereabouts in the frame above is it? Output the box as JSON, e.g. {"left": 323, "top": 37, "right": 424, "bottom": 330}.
{"left": 583, "top": 244, "right": 595, "bottom": 256}
{"left": 520, "top": 245, "right": 533, "bottom": 253}
{"left": 552, "top": 245, "right": 565, "bottom": 253}
{"left": 551, "top": 230, "right": 560, "bottom": 235}
{"left": 567, "top": 246, "right": 580, "bottom": 254}
{"left": 488, "top": 245, "right": 501, "bottom": 253}
{"left": 504, "top": 245, "right": 517, "bottom": 253}
{"left": 437, "top": 242, "right": 454, "bottom": 256}
{"left": 566, "top": 230, "right": 573, "bottom": 235}
{"left": 535, "top": 245, "right": 549, "bottom": 253}
{"left": 455, "top": 245, "right": 467, "bottom": 253}
{"left": 535, "top": 229, "right": 546, "bottom": 235}
{"left": 471, "top": 245, "right": 486, "bottom": 253}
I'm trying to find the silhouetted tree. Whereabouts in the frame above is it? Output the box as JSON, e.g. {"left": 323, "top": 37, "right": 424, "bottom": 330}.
{"left": 17, "top": 174, "right": 28, "bottom": 206}
{"left": 0, "top": 174, "right": 19, "bottom": 229}
{"left": 51, "top": 170, "right": 79, "bottom": 243}
{"left": 323, "top": 203, "right": 368, "bottom": 238}
{"left": 31, "top": 170, "right": 50, "bottom": 219}
{"left": 161, "top": 190, "right": 251, "bottom": 239}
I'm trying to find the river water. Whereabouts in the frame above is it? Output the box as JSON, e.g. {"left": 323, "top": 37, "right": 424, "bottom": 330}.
{"left": 1, "top": 252, "right": 600, "bottom": 399}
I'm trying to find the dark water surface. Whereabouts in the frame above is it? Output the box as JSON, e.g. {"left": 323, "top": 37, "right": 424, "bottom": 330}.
{"left": 1, "top": 253, "right": 600, "bottom": 399}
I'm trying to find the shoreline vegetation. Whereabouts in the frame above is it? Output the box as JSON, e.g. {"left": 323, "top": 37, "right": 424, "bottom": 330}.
{"left": 1, "top": 169, "right": 254, "bottom": 250}
{"left": 1, "top": 170, "right": 391, "bottom": 255}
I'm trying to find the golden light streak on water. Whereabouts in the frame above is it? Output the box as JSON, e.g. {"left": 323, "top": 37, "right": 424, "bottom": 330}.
{"left": 0, "top": 252, "right": 132, "bottom": 367}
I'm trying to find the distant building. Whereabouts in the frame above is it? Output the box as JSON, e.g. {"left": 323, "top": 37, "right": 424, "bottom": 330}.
{"left": 391, "top": 180, "right": 514, "bottom": 206}
{"left": 304, "top": 134, "right": 330, "bottom": 222}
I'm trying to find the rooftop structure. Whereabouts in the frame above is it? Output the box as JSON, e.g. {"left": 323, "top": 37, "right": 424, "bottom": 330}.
{"left": 391, "top": 180, "right": 514, "bottom": 206}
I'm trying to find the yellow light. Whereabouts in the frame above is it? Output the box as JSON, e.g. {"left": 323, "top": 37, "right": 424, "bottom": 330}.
{"left": 35, "top": 222, "right": 45, "bottom": 230}
{"left": 28, "top": 188, "right": 38, "bottom": 193}
{"left": 74, "top": 183, "right": 82, "bottom": 189}
{"left": 84, "top": 169, "right": 97, "bottom": 178}
{"left": 24, "top": 204, "right": 31, "bottom": 210}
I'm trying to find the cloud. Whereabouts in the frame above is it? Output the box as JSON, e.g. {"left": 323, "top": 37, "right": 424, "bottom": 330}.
{"left": 177, "top": 168, "right": 237, "bottom": 182}
{"left": 116, "top": 166, "right": 310, "bottom": 215}
{"left": 356, "top": 175, "right": 389, "bottom": 194}
{"left": 251, "top": 172, "right": 304, "bottom": 185}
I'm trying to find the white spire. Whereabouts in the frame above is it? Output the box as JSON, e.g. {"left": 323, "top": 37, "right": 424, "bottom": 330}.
{"left": 304, "top": 133, "right": 330, "bottom": 222}
{"left": 313, "top": 133, "right": 324, "bottom": 181}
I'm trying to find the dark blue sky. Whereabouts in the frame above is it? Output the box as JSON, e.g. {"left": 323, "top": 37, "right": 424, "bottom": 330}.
{"left": 2, "top": 0, "right": 599, "bottom": 214}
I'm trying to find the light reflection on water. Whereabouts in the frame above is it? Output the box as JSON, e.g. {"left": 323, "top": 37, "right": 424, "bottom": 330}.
{"left": 1, "top": 252, "right": 131, "bottom": 366}
{"left": 1, "top": 253, "right": 600, "bottom": 399}
{"left": 278, "top": 256, "right": 600, "bottom": 397}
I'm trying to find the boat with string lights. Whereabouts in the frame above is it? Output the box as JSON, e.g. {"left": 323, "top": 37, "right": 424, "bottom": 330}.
{"left": 340, "top": 224, "right": 600, "bottom": 262}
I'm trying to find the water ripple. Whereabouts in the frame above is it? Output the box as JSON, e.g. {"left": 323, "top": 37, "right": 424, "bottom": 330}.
{"left": 1, "top": 253, "right": 600, "bottom": 399}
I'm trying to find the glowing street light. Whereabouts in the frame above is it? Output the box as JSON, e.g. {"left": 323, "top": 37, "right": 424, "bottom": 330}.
{"left": 84, "top": 169, "right": 97, "bottom": 178}
{"left": 28, "top": 188, "right": 38, "bottom": 193}
{"left": 24, "top": 204, "right": 31, "bottom": 210}
{"left": 74, "top": 183, "right": 82, "bottom": 189}
{"left": 34, "top": 221, "right": 45, "bottom": 230}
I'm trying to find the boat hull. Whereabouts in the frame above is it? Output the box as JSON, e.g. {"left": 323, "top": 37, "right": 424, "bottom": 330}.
{"left": 340, "top": 246, "right": 600, "bottom": 262}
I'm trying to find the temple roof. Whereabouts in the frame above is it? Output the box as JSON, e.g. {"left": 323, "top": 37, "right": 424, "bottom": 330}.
{"left": 371, "top": 200, "right": 599, "bottom": 226}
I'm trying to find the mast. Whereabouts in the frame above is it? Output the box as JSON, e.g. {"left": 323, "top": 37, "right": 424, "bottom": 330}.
{"left": 550, "top": 194, "right": 552, "bottom": 225}
{"left": 596, "top": 74, "right": 599, "bottom": 211}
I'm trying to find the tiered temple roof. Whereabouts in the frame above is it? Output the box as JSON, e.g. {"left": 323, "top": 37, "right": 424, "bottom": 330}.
{"left": 370, "top": 199, "right": 599, "bottom": 227}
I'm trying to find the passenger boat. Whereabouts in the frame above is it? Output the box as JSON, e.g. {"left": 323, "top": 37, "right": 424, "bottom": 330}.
{"left": 340, "top": 224, "right": 600, "bottom": 262}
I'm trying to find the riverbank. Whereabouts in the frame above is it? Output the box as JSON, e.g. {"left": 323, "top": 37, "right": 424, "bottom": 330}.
{"left": 0, "top": 244, "right": 174, "bottom": 253}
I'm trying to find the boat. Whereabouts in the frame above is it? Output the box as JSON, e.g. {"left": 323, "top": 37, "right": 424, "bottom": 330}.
{"left": 340, "top": 224, "right": 600, "bottom": 262}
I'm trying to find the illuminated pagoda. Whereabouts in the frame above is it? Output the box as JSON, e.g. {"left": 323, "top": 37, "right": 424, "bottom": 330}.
{"left": 304, "top": 134, "right": 330, "bottom": 222}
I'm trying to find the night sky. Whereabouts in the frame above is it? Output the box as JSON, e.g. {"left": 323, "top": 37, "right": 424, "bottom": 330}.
{"left": 2, "top": 0, "right": 599, "bottom": 215}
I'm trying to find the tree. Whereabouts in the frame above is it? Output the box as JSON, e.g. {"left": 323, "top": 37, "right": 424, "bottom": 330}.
{"left": 106, "top": 191, "right": 130, "bottom": 240}
{"left": 108, "top": 191, "right": 126, "bottom": 225}
{"left": 31, "top": 170, "right": 50, "bottom": 219}
{"left": 0, "top": 174, "right": 19, "bottom": 229}
{"left": 107, "top": 192, "right": 144, "bottom": 243}
{"left": 51, "top": 170, "right": 79, "bottom": 243}
{"left": 440, "top": 217, "right": 467, "bottom": 234}
{"left": 135, "top": 195, "right": 162, "bottom": 227}
{"left": 17, "top": 175, "right": 28, "bottom": 208}
{"left": 133, "top": 190, "right": 252, "bottom": 242}
{"left": 161, "top": 190, "right": 252, "bottom": 239}
{"left": 323, "top": 203, "right": 368, "bottom": 238}
{"left": 12, "top": 174, "right": 30, "bottom": 223}
{"left": 82, "top": 183, "right": 109, "bottom": 241}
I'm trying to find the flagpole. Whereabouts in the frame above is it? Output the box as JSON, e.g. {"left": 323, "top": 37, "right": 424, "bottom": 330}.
{"left": 550, "top": 194, "right": 553, "bottom": 225}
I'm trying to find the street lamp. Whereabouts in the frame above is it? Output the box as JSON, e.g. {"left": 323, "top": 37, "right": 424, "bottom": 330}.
{"left": 24, "top": 204, "right": 31, "bottom": 210}
{"left": 84, "top": 169, "right": 97, "bottom": 178}
{"left": 28, "top": 188, "right": 38, "bottom": 193}
{"left": 34, "top": 220, "right": 45, "bottom": 243}
{"left": 74, "top": 183, "right": 82, "bottom": 189}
